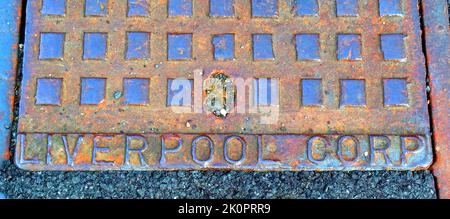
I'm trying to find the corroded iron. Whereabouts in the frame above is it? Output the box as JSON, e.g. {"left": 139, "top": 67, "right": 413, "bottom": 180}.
{"left": 0, "top": 0, "right": 22, "bottom": 166}
{"left": 16, "top": 0, "right": 433, "bottom": 171}
{"left": 422, "top": 0, "right": 450, "bottom": 199}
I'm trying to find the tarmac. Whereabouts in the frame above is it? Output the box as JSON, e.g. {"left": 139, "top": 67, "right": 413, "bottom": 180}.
{"left": 0, "top": 158, "right": 437, "bottom": 199}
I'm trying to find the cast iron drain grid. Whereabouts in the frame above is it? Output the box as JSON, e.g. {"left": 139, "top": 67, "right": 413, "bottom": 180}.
{"left": 16, "top": 0, "right": 433, "bottom": 171}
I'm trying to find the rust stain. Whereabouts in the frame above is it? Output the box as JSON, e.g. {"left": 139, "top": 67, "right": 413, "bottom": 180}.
{"left": 15, "top": 0, "right": 433, "bottom": 171}
{"left": 422, "top": 0, "right": 450, "bottom": 199}
{"left": 0, "top": 0, "right": 22, "bottom": 165}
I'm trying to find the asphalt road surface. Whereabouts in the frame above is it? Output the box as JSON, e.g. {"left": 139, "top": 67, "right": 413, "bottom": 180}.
{"left": 0, "top": 158, "right": 437, "bottom": 199}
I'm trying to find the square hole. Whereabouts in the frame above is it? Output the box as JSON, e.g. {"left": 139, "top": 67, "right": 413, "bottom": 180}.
{"left": 253, "top": 78, "right": 279, "bottom": 106}
{"left": 123, "top": 78, "right": 150, "bottom": 105}
{"left": 296, "top": 34, "right": 320, "bottom": 61}
{"left": 253, "top": 34, "right": 274, "bottom": 60}
{"left": 380, "top": 34, "right": 406, "bottom": 61}
{"left": 340, "top": 79, "right": 366, "bottom": 106}
{"left": 252, "top": 0, "right": 278, "bottom": 17}
{"left": 336, "top": 0, "right": 358, "bottom": 16}
{"left": 210, "top": 0, "right": 234, "bottom": 17}
{"left": 39, "top": 33, "right": 65, "bottom": 60}
{"left": 126, "top": 32, "right": 150, "bottom": 60}
{"left": 83, "top": 33, "right": 107, "bottom": 60}
{"left": 42, "top": 0, "right": 66, "bottom": 15}
{"left": 383, "top": 79, "right": 408, "bottom": 106}
{"left": 213, "top": 34, "right": 235, "bottom": 60}
{"left": 379, "top": 0, "right": 402, "bottom": 16}
{"left": 168, "top": 34, "right": 193, "bottom": 60}
{"left": 85, "top": 0, "right": 108, "bottom": 16}
{"left": 167, "top": 79, "right": 193, "bottom": 106}
{"left": 337, "top": 34, "right": 362, "bottom": 61}
{"left": 293, "top": 0, "right": 319, "bottom": 16}
{"left": 168, "top": 0, "right": 193, "bottom": 17}
{"left": 80, "top": 78, "right": 106, "bottom": 105}
{"left": 36, "top": 78, "right": 62, "bottom": 105}
{"left": 302, "top": 79, "right": 322, "bottom": 106}
{"left": 128, "top": 0, "right": 149, "bottom": 16}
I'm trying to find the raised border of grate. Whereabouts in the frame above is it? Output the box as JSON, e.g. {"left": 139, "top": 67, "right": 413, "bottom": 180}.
{"left": 14, "top": 0, "right": 435, "bottom": 172}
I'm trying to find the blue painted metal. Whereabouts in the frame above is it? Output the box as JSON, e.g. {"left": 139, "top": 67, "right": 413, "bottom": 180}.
{"left": 168, "top": 33, "right": 193, "bottom": 60}
{"left": 35, "top": 78, "right": 62, "bottom": 105}
{"left": 42, "top": 0, "right": 65, "bottom": 16}
{"left": 83, "top": 33, "right": 107, "bottom": 60}
{"left": 126, "top": 32, "right": 150, "bottom": 60}
{"left": 85, "top": 0, "right": 108, "bottom": 17}
{"left": 81, "top": 78, "right": 106, "bottom": 105}
{"left": 379, "top": 0, "right": 402, "bottom": 16}
{"left": 340, "top": 80, "right": 366, "bottom": 106}
{"left": 383, "top": 79, "right": 408, "bottom": 106}
{"left": 39, "top": 33, "right": 65, "bottom": 60}
{"left": 168, "top": 0, "right": 193, "bottom": 17}
{"left": 301, "top": 79, "right": 322, "bottom": 106}
{"left": 380, "top": 34, "right": 406, "bottom": 61}
{"left": 210, "top": 0, "right": 234, "bottom": 17}
{"left": 336, "top": 0, "right": 359, "bottom": 16}
{"left": 293, "top": 0, "right": 319, "bottom": 16}
{"left": 252, "top": 0, "right": 278, "bottom": 17}
{"left": 0, "top": 0, "right": 21, "bottom": 166}
{"left": 295, "top": 34, "right": 320, "bottom": 61}
{"left": 123, "top": 78, "right": 150, "bottom": 105}
{"left": 212, "top": 34, "right": 235, "bottom": 60}
{"left": 252, "top": 34, "right": 274, "bottom": 60}
{"left": 128, "top": 0, "right": 149, "bottom": 17}
{"left": 337, "top": 34, "right": 362, "bottom": 60}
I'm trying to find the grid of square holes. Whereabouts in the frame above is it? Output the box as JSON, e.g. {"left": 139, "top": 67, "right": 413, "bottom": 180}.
{"left": 29, "top": 0, "right": 418, "bottom": 110}
{"left": 38, "top": 0, "right": 407, "bottom": 62}
{"left": 40, "top": 0, "right": 405, "bottom": 17}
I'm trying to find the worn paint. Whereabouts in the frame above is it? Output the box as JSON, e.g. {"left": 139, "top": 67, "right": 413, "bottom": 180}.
{"left": 0, "top": 0, "right": 22, "bottom": 166}
{"left": 16, "top": 0, "right": 433, "bottom": 171}
{"left": 422, "top": 0, "right": 450, "bottom": 199}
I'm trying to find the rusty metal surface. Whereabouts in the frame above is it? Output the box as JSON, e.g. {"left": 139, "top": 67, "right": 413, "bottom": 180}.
{"left": 0, "top": 0, "right": 22, "bottom": 166}
{"left": 16, "top": 0, "right": 433, "bottom": 171}
{"left": 422, "top": 0, "right": 450, "bottom": 199}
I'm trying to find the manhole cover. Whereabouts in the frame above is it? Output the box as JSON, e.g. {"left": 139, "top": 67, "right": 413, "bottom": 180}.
{"left": 16, "top": 0, "right": 433, "bottom": 171}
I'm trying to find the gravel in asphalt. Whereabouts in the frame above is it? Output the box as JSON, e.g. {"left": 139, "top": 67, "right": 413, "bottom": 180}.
{"left": 0, "top": 159, "right": 437, "bottom": 199}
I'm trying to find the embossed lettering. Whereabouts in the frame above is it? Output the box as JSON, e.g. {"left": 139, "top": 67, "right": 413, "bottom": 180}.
{"left": 337, "top": 136, "right": 358, "bottom": 163}
{"left": 160, "top": 135, "right": 183, "bottom": 165}
{"left": 16, "top": 133, "right": 432, "bottom": 170}
{"left": 307, "top": 136, "right": 329, "bottom": 163}
{"left": 369, "top": 135, "right": 392, "bottom": 166}
{"left": 92, "top": 135, "right": 114, "bottom": 166}
{"left": 62, "top": 135, "right": 83, "bottom": 166}
{"left": 19, "top": 134, "right": 40, "bottom": 164}
{"left": 46, "top": 135, "right": 52, "bottom": 164}
{"left": 224, "top": 136, "right": 246, "bottom": 165}
{"left": 125, "top": 135, "right": 148, "bottom": 166}
{"left": 400, "top": 135, "right": 424, "bottom": 165}
{"left": 191, "top": 136, "right": 214, "bottom": 165}
{"left": 257, "top": 135, "right": 282, "bottom": 167}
